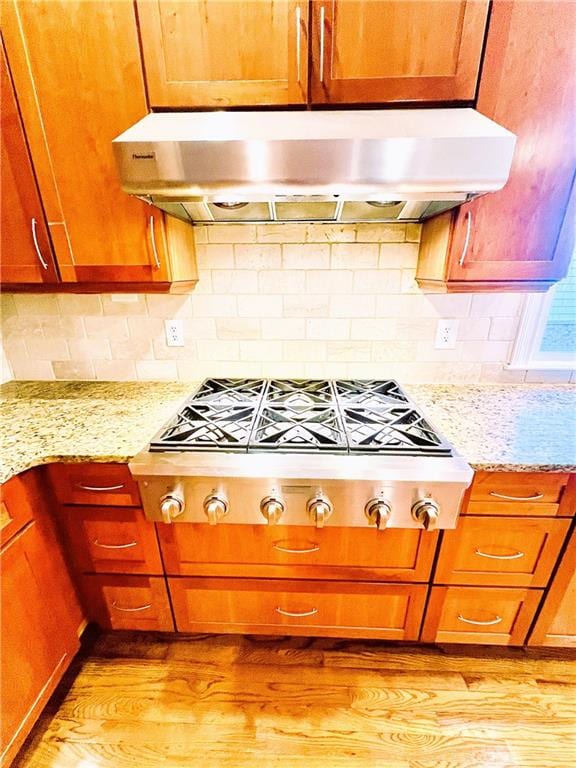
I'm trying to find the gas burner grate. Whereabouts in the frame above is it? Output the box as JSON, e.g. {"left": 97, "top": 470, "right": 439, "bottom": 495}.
{"left": 265, "top": 379, "right": 336, "bottom": 407}
{"left": 192, "top": 378, "right": 267, "bottom": 405}
{"left": 334, "top": 379, "right": 410, "bottom": 407}
{"left": 149, "top": 403, "right": 256, "bottom": 452}
{"left": 343, "top": 406, "right": 452, "bottom": 455}
{"left": 250, "top": 405, "right": 347, "bottom": 452}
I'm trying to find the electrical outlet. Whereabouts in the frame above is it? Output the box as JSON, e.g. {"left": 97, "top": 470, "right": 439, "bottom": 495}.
{"left": 435, "top": 319, "right": 459, "bottom": 349}
{"left": 165, "top": 319, "right": 184, "bottom": 347}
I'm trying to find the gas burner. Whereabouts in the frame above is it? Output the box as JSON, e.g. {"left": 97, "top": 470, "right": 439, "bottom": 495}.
{"left": 251, "top": 405, "right": 347, "bottom": 452}
{"left": 334, "top": 379, "right": 409, "bottom": 407}
{"left": 342, "top": 406, "right": 451, "bottom": 455}
{"left": 150, "top": 403, "right": 256, "bottom": 452}
{"left": 193, "top": 378, "right": 266, "bottom": 405}
{"left": 265, "top": 379, "right": 336, "bottom": 407}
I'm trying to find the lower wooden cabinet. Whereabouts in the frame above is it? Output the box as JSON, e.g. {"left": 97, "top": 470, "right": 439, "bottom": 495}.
{"left": 434, "top": 517, "right": 570, "bottom": 588}
{"left": 158, "top": 524, "right": 437, "bottom": 582}
{"left": 421, "top": 586, "right": 543, "bottom": 646}
{"left": 79, "top": 574, "right": 174, "bottom": 631}
{"left": 47, "top": 463, "right": 141, "bottom": 508}
{"left": 169, "top": 577, "right": 427, "bottom": 640}
{"left": 59, "top": 505, "right": 163, "bottom": 575}
{"left": 1, "top": 470, "right": 84, "bottom": 767}
{"left": 529, "top": 531, "right": 576, "bottom": 647}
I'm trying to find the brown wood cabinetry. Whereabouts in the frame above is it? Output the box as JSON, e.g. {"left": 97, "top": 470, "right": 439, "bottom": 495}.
{"left": 59, "top": 506, "right": 163, "bottom": 575}
{"left": 417, "top": 0, "right": 576, "bottom": 292}
{"left": 464, "top": 472, "right": 573, "bottom": 516}
{"left": 310, "top": 0, "right": 489, "bottom": 104}
{"left": 529, "top": 530, "right": 576, "bottom": 647}
{"left": 158, "top": 523, "right": 437, "bottom": 581}
{"left": 47, "top": 463, "right": 141, "bottom": 508}
{"left": 137, "top": 0, "right": 309, "bottom": 107}
{"left": 435, "top": 517, "right": 570, "bottom": 588}
{"left": 0, "top": 470, "right": 84, "bottom": 767}
{"left": 421, "top": 586, "right": 543, "bottom": 645}
{"left": 80, "top": 574, "right": 174, "bottom": 631}
{"left": 1, "top": 42, "right": 59, "bottom": 286}
{"left": 170, "top": 577, "right": 427, "bottom": 639}
{"left": 2, "top": 0, "right": 197, "bottom": 292}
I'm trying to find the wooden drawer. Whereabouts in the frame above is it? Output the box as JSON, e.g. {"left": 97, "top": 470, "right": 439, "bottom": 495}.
{"left": 435, "top": 517, "right": 571, "bottom": 588}
{"left": 59, "top": 506, "right": 163, "bottom": 575}
{"left": 422, "top": 586, "right": 543, "bottom": 645}
{"left": 79, "top": 574, "right": 174, "bottom": 631}
{"left": 48, "top": 463, "right": 140, "bottom": 507}
{"left": 158, "top": 524, "right": 437, "bottom": 582}
{"left": 169, "top": 577, "right": 427, "bottom": 640}
{"left": 468, "top": 472, "right": 568, "bottom": 506}
{"left": 529, "top": 532, "right": 576, "bottom": 647}
{"left": 0, "top": 472, "right": 35, "bottom": 546}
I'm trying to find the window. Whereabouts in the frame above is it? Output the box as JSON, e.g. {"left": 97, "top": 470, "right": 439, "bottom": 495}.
{"left": 509, "top": 254, "right": 576, "bottom": 370}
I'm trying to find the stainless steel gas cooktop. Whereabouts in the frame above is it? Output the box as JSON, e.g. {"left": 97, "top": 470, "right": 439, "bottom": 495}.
{"left": 131, "top": 379, "right": 473, "bottom": 531}
{"left": 149, "top": 378, "right": 452, "bottom": 456}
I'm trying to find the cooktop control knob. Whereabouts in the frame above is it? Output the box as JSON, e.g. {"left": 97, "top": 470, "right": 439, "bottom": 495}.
{"left": 364, "top": 498, "right": 392, "bottom": 529}
{"left": 159, "top": 493, "right": 184, "bottom": 524}
{"left": 307, "top": 495, "right": 333, "bottom": 528}
{"left": 260, "top": 495, "right": 285, "bottom": 525}
{"left": 203, "top": 493, "right": 229, "bottom": 525}
{"left": 412, "top": 498, "right": 440, "bottom": 531}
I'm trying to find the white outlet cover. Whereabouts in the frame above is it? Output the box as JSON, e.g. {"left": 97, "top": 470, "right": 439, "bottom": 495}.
{"left": 165, "top": 319, "right": 184, "bottom": 347}
{"left": 435, "top": 319, "right": 459, "bottom": 349}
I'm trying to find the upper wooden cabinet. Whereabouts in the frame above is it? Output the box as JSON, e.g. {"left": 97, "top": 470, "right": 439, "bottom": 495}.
{"left": 0, "top": 41, "right": 59, "bottom": 286}
{"left": 137, "top": 0, "right": 309, "bottom": 107}
{"left": 416, "top": 0, "right": 576, "bottom": 291}
{"left": 2, "top": 0, "right": 197, "bottom": 292}
{"left": 310, "top": 0, "right": 489, "bottom": 104}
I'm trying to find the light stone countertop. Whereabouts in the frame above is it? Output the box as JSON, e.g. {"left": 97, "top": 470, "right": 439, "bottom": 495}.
{"left": 1, "top": 380, "right": 575, "bottom": 485}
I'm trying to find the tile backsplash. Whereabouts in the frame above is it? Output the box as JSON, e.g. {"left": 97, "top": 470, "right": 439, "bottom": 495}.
{"left": 1, "top": 223, "right": 572, "bottom": 384}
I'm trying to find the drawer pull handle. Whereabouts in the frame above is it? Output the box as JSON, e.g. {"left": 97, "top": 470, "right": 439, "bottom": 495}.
{"left": 94, "top": 539, "right": 138, "bottom": 550}
{"left": 76, "top": 483, "right": 126, "bottom": 492}
{"left": 276, "top": 606, "right": 318, "bottom": 618}
{"left": 111, "top": 601, "right": 152, "bottom": 613}
{"left": 457, "top": 614, "right": 503, "bottom": 627}
{"left": 488, "top": 491, "right": 544, "bottom": 501}
{"left": 474, "top": 548, "right": 525, "bottom": 560}
{"left": 273, "top": 542, "right": 320, "bottom": 554}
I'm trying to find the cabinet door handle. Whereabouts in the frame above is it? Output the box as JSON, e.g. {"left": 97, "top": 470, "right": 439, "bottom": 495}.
{"left": 273, "top": 542, "right": 320, "bottom": 554}
{"left": 458, "top": 210, "right": 472, "bottom": 266}
{"left": 112, "top": 601, "right": 152, "bottom": 612}
{"left": 276, "top": 606, "right": 318, "bottom": 618}
{"left": 76, "top": 483, "right": 125, "bottom": 492}
{"left": 93, "top": 539, "right": 138, "bottom": 550}
{"left": 457, "top": 614, "right": 503, "bottom": 626}
{"left": 489, "top": 491, "right": 544, "bottom": 501}
{"left": 319, "top": 6, "right": 325, "bottom": 83}
{"left": 31, "top": 218, "right": 49, "bottom": 270}
{"left": 149, "top": 215, "right": 161, "bottom": 270}
{"left": 474, "top": 548, "right": 524, "bottom": 560}
{"left": 295, "top": 6, "right": 302, "bottom": 83}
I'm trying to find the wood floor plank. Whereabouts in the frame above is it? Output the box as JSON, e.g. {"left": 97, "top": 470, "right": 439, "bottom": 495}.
{"left": 12, "top": 633, "right": 576, "bottom": 768}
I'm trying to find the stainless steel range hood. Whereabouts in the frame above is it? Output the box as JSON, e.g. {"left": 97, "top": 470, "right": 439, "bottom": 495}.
{"left": 112, "top": 109, "right": 515, "bottom": 225}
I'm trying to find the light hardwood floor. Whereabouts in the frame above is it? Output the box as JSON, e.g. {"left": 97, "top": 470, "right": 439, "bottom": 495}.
{"left": 13, "top": 633, "right": 576, "bottom": 768}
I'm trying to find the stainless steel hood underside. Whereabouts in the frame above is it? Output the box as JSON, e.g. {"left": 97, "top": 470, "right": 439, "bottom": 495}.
{"left": 113, "top": 109, "right": 516, "bottom": 225}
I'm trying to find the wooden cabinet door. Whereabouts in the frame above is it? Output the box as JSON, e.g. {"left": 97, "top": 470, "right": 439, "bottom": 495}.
{"left": 310, "top": 0, "right": 489, "bottom": 104}
{"left": 170, "top": 577, "right": 427, "bottom": 640}
{"left": 60, "top": 506, "right": 163, "bottom": 575}
{"left": 0, "top": 41, "right": 59, "bottom": 286}
{"left": 3, "top": 1, "right": 176, "bottom": 286}
{"left": 444, "top": 1, "right": 575, "bottom": 286}
{"left": 435, "top": 517, "right": 570, "bottom": 588}
{"left": 0, "top": 510, "right": 82, "bottom": 766}
{"left": 158, "top": 523, "right": 437, "bottom": 581}
{"left": 137, "top": 0, "right": 309, "bottom": 107}
{"left": 529, "top": 531, "right": 576, "bottom": 647}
